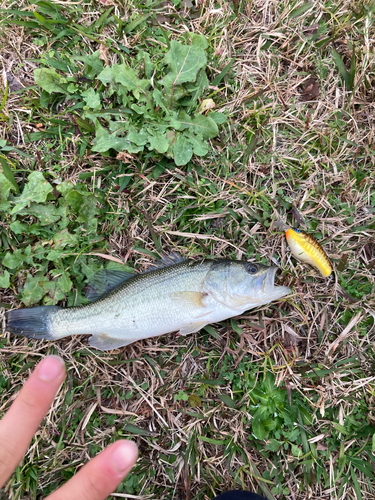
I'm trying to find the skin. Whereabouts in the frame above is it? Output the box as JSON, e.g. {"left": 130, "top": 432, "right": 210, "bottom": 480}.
{"left": 0, "top": 356, "right": 138, "bottom": 499}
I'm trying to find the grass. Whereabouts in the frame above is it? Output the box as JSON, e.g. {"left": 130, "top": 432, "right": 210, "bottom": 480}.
{"left": 0, "top": 0, "right": 375, "bottom": 498}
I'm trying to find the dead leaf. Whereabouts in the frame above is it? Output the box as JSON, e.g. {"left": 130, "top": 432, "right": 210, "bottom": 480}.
{"left": 326, "top": 312, "right": 362, "bottom": 355}
{"left": 334, "top": 39, "right": 351, "bottom": 56}
{"left": 116, "top": 151, "right": 134, "bottom": 163}
{"left": 337, "top": 253, "right": 348, "bottom": 272}
{"left": 197, "top": 98, "right": 216, "bottom": 114}
{"left": 188, "top": 394, "right": 202, "bottom": 408}
{"left": 291, "top": 205, "right": 305, "bottom": 225}
{"left": 283, "top": 324, "right": 302, "bottom": 349}
{"left": 150, "top": 13, "right": 174, "bottom": 26}
{"left": 364, "top": 243, "right": 372, "bottom": 261}
{"left": 137, "top": 400, "right": 153, "bottom": 418}
{"left": 179, "top": 0, "right": 200, "bottom": 19}
{"left": 99, "top": 45, "right": 110, "bottom": 66}
{"left": 36, "top": 123, "right": 44, "bottom": 130}
{"left": 74, "top": 122, "right": 83, "bottom": 136}
{"left": 84, "top": 252, "right": 125, "bottom": 264}
{"left": 337, "top": 286, "right": 358, "bottom": 303}
{"left": 101, "top": 406, "right": 138, "bottom": 416}
{"left": 5, "top": 72, "right": 24, "bottom": 93}
{"left": 156, "top": 14, "right": 168, "bottom": 23}
{"left": 300, "top": 77, "right": 320, "bottom": 102}
{"left": 303, "top": 23, "right": 319, "bottom": 35}
{"left": 316, "top": 442, "right": 328, "bottom": 451}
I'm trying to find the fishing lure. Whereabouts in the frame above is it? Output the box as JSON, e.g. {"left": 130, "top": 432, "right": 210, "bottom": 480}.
{"left": 285, "top": 228, "right": 332, "bottom": 278}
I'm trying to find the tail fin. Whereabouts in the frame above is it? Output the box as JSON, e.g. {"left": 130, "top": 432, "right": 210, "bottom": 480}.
{"left": 6, "top": 306, "right": 61, "bottom": 340}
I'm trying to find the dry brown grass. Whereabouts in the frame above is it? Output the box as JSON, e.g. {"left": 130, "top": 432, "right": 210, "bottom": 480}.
{"left": 0, "top": 0, "right": 375, "bottom": 499}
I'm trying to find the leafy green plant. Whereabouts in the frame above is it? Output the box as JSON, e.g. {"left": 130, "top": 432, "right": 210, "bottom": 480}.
{"left": 0, "top": 170, "right": 125, "bottom": 306}
{"left": 221, "top": 357, "right": 312, "bottom": 440}
{"left": 248, "top": 372, "right": 289, "bottom": 440}
{"left": 34, "top": 34, "right": 225, "bottom": 166}
{"left": 247, "top": 372, "right": 311, "bottom": 442}
{"left": 338, "top": 271, "right": 373, "bottom": 300}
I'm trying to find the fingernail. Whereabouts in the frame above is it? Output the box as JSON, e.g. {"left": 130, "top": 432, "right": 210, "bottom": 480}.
{"left": 38, "top": 356, "right": 65, "bottom": 382}
{"left": 112, "top": 442, "right": 138, "bottom": 477}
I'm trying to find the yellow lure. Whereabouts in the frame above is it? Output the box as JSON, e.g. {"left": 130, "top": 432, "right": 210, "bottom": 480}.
{"left": 285, "top": 228, "right": 332, "bottom": 278}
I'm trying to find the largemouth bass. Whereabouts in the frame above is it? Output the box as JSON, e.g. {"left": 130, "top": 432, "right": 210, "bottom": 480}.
{"left": 6, "top": 256, "right": 290, "bottom": 351}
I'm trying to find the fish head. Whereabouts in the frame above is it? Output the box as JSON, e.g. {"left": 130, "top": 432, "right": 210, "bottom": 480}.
{"left": 203, "top": 260, "right": 290, "bottom": 311}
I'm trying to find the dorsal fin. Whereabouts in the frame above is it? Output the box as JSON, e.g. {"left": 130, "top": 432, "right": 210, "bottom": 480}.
{"left": 85, "top": 269, "right": 135, "bottom": 302}
{"left": 149, "top": 251, "right": 185, "bottom": 271}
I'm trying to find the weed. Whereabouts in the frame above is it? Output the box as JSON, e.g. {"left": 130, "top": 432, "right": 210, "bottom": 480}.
{"left": 33, "top": 33, "right": 225, "bottom": 168}
{"left": 1, "top": 0, "right": 375, "bottom": 499}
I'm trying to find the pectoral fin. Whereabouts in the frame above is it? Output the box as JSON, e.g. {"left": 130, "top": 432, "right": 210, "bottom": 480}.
{"left": 88, "top": 333, "right": 138, "bottom": 351}
{"left": 170, "top": 291, "right": 207, "bottom": 308}
{"left": 178, "top": 321, "right": 207, "bottom": 336}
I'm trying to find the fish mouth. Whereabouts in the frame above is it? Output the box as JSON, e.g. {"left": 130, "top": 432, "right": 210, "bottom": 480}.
{"left": 261, "top": 267, "right": 283, "bottom": 292}
{"left": 260, "top": 266, "right": 290, "bottom": 298}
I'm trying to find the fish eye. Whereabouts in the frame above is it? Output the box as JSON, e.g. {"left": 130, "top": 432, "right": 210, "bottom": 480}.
{"left": 246, "top": 264, "right": 258, "bottom": 274}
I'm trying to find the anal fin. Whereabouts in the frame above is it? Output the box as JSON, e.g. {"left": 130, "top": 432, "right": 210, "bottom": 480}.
{"left": 88, "top": 333, "right": 138, "bottom": 351}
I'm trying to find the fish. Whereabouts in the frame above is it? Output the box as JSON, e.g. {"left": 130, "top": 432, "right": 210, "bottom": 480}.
{"left": 285, "top": 228, "right": 332, "bottom": 277}
{"left": 5, "top": 255, "right": 290, "bottom": 351}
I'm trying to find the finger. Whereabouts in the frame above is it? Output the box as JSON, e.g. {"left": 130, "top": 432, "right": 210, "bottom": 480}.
{"left": 46, "top": 440, "right": 138, "bottom": 500}
{"left": 0, "top": 356, "right": 66, "bottom": 488}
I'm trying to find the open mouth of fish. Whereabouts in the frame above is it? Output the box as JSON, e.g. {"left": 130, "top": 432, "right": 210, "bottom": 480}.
{"left": 260, "top": 267, "right": 278, "bottom": 293}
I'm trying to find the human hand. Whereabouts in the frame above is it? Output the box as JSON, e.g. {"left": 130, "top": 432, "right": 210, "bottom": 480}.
{"left": 0, "top": 356, "right": 138, "bottom": 499}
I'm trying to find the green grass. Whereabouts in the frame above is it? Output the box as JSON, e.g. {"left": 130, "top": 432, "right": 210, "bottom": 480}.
{"left": 0, "top": 0, "right": 375, "bottom": 498}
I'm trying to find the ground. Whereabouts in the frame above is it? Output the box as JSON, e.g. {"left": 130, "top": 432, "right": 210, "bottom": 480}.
{"left": 0, "top": 0, "right": 375, "bottom": 499}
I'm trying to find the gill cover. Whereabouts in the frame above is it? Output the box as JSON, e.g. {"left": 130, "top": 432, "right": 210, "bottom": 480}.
{"left": 202, "top": 261, "right": 278, "bottom": 310}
